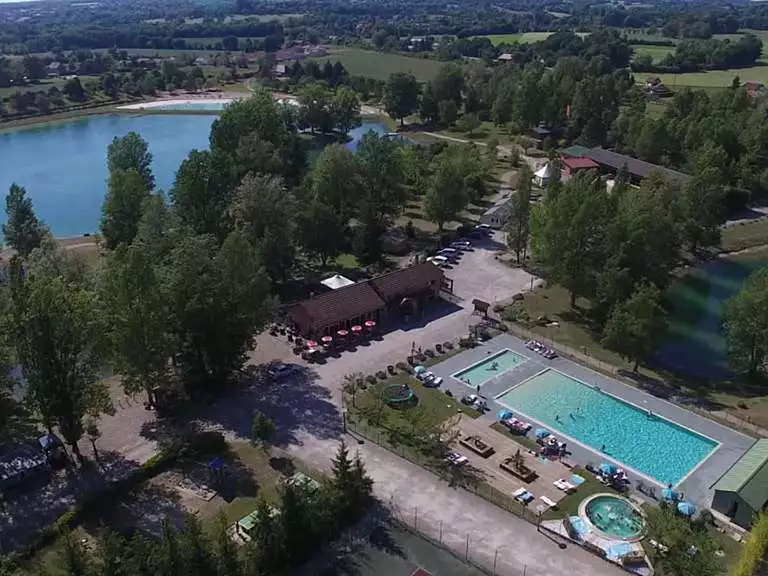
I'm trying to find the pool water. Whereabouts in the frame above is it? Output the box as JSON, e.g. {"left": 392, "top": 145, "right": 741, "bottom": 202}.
{"left": 496, "top": 369, "right": 717, "bottom": 485}
{"left": 584, "top": 495, "right": 645, "bottom": 540}
{"left": 453, "top": 349, "right": 526, "bottom": 388}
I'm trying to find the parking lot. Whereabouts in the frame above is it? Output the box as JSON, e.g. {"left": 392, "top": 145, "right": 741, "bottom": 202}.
{"left": 438, "top": 230, "right": 538, "bottom": 305}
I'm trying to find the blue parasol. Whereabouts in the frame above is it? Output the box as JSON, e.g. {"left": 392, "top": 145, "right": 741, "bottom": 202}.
{"left": 414, "top": 365, "right": 427, "bottom": 374}
{"left": 498, "top": 410, "right": 514, "bottom": 421}
{"left": 535, "top": 428, "right": 550, "bottom": 439}
{"left": 599, "top": 462, "right": 618, "bottom": 475}
{"left": 677, "top": 501, "right": 696, "bottom": 517}
{"left": 662, "top": 487, "right": 679, "bottom": 501}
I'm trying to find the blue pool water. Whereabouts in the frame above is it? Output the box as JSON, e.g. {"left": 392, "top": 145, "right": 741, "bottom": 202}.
{"left": 496, "top": 370, "right": 717, "bottom": 485}
{"left": 453, "top": 349, "right": 527, "bottom": 388}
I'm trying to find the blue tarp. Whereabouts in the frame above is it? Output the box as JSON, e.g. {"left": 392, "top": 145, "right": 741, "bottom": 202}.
{"left": 662, "top": 487, "right": 679, "bottom": 501}
{"left": 677, "top": 501, "right": 696, "bottom": 516}
{"left": 570, "top": 474, "right": 585, "bottom": 486}
{"left": 498, "top": 410, "right": 513, "bottom": 421}
{"left": 599, "top": 462, "right": 618, "bottom": 475}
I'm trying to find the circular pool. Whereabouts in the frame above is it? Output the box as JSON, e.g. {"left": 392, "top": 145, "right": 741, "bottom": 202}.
{"left": 580, "top": 494, "right": 646, "bottom": 542}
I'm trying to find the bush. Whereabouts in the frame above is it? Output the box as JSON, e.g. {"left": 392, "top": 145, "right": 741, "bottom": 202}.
{"left": 424, "top": 349, "right": 435, "bottom": 358}
{"left": 365, "top": 375, "right": 377, "bottom": 385}
{"left": 395, "top": 362, "right": 410, "bottom": 373}
{"left": 492, "top": 304, "right": 504, "bottom": 313}
{"left": 735, "top": 513, "right": 768, "bottom": 576}
{"left": 387, "top": 365, "right": 396, "bottom": 375}
{"left": 498, "top": 323, "right": 509, "bottom": 332}
{"left": 501, "top": 306, "right": 518, "bottom": 322}
{"left": 443, "top": 341, "right": 454, "bottom": 350}
{"left": 376, "top": 370, "right": 387, "bottom": 380}
{"left": 459, "top": 337, "right": 477, "bottom": 349}
{"left": 435, "top": 343, "right": 443, "bottom": 353}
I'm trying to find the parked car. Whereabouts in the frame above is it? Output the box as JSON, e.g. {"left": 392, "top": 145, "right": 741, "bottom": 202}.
{"left": 445, "top": 452, "right": 469, "bottom": 466}
{"left": 475, "top": 224, "right": 492, "bottom": 234}
{"left": 423, "top": 373, "right": 443, "bottom": 387}
{"left": 450, "top": 241, "right": 471, "bottom": 250}
{"left": 426, "top": 255, "right": 449, "bottom": 267}
{"left": 268, "top": 363, "right": 299, "bottom": 379}
{"left": 438, "top": 248, "right": 458, "bottom": 256}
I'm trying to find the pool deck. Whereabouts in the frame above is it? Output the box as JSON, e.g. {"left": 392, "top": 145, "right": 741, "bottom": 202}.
{"left": 428, "top": 334, "right": 755, "bottom": 508}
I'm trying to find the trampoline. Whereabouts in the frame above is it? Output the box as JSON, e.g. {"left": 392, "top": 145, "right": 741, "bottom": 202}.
{"left": 384, "top": 384, "right": 416, "bottom": 406}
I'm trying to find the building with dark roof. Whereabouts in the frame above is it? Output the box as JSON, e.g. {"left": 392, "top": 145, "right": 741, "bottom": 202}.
{"left": 585, "top": 147, "right": 691, "bottom": 187}
{"left": 711, "top": 439, "right": 768, "bottom": 529}
{"left": 290, "top": 263, "right": 445, "bottom": 337}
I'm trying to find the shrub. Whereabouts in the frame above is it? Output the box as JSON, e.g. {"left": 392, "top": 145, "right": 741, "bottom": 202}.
{"left": 443, "top": 341, "right": 454, "bottom": 350}
{"left": 501, "top": 306, "right": 518, "bottom": 322}
{"left": 416, "top": 353, "right": 426, "bottom": 362}
{"left": 376, "top": 370, "right": 387, "bottom": 380}
{"left": 395, "top": 362, "right": 410, "bottom": 373}
{"left": 435, "top": 343, "right": 443, "bottom": 353}
{"left": 365, "top": 375, "right": 377, "bottom": 385}
{"left": 459, "top": 337, "right": 477, "bottom": 349}
{"left": 424, "top": 349, "right": 435, "bottom": 358}
{"left": 498, "top": 323, "right": 509, "bottom": 332}
{"left": 492, "top": 303, "right": 504, "bottom": 313}
{"left": 387, "top": 365, "right": 396, "bottom": 374}
{"left": 735, "top": 513, "right": 768, "bottom": 576}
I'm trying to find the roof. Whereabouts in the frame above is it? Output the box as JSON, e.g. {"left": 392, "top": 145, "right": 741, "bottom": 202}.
{"left": 562, "top": 145, "right": 591, "bottom": 158}
{"left": 562, "top": 156, "right": 599, "bottom": 170}
{"left": 534, "top": 163, "right": 554, "bottom": 178}
{"left": 497, "top": 53, "right": 513, "bottom": 61}
{"left": 714, "top": 440, "right": 768, "bottom": 511}
{"left": 320, "top": 274, "right": 355, "bottom": 290}
{"left": 531, "top": 126, "right": 553, "bottom": 137}
{"left": 585, "top": 147, "right": 691, "bottom": 186}
{"left": 293, "top": 282, "right": 385, "bottom": 328}
{"left": 369, "top": 262, "right": 444, "bottom": 302}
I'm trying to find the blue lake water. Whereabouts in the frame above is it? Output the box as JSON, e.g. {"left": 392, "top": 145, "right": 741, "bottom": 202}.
{"left": 0, "top": 113, "right": 389, "bottom": 238}
{"left": 496, "top": 369, "right": 718, "bottom": 486}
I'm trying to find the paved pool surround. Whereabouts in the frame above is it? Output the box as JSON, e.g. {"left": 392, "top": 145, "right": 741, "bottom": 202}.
{"left": 428, "top": 334, "right": 754, "bottom": 507}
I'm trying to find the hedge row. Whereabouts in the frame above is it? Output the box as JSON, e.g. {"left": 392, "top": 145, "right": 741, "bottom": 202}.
{"left": 734, "top": 512, "right": 768, "bottom": 576}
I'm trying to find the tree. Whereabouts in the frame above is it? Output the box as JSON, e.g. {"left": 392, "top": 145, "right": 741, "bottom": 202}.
{"left": 601, "top": 283, "right": 666, "bottom": 371}
{"left": 680, "top": 171, "right": 725, "bottom": 253}
{"left": 166, "top": 231, "right": 272, "bottom": 392}
{"left": 85, "top": 418, "right": 102, "bottom": 462}
{"left": 734, "top": 513, "right": 768, "bottom": 576}
{"left": 308, "top": 143, "right": 362, "bottom": 224}
{"left": 212, "top": 513, "right": 242, "bottom": 576}
{"left": 297, "top": 82, "right": 332, "bottom": 134}
{"left": 330, "top": 441, "right": 373, "bottom": 524}
{"left": 101, "top": 243, "right": 174, "bottom": 405}
{"left": 330, "top": 85, "right": 361, "bottom": 135}
{"left": 11, "top": 271, "right": 111, "bottom": 462}
{"left": 3, "top": 183, "right": 43, "bottom": 258}
{"left": 438, "top": 99, "right": 458, "bottom": 127}
{"left": 505, "top": 164, "right": 532, "bottom": 263}
{"left": 179, "top": 514, "right": 216, "bottom": 576}
{"left": 458, "top": 112, "right": 481, "bottom": 137}
{"left": 419, "top": 82, "right": 439, "bottom": 125}
{"left": 63, "top": 76, "right": 86, "bottom": 102}
{"left": 383, "top": 72, "right": 420, "bottom": 126}
{"left": 432, "top": 64, "right": 464, "bottom": 107}
{"left": 424, "top": 152, "right": 467, "bottom": 231}
{"left": 228, "top": 174, "right": 296, "bottom": 282}
{"left": 297, "top": 200, "right": 344, "bottom": 265}
{"left": 251, "top": 412, "right": 275, "bottom": 449}
{"left": 356, "top": 132, "right": 407, "bottom": 225}
{"left": 107, "top": 132, "right": 154, "bottom": 191}
{"left": 723, "top": 268, "right": 768, "bottom": 378}
{"left": 531, "top": 173, "right": 611, "bottom": 306}
{"left": 101, "top": 169, "right": 150, "bottom": 249}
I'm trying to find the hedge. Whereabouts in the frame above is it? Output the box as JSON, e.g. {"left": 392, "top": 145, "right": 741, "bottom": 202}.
{"left": 734, "top": 513, "right": 768, "bottom": 576}
{"left": 24, "top": 430, "right": 227, "bottom": 558}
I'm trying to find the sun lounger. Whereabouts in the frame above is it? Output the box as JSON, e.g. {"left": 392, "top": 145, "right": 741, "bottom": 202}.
{"left": 554, "top": 479, "right": 576, "bottom": 492}
{"left": 541, "top": 496, "right": 557, "bottom": 508}
{"left": 513, "top": 487, "right": 527, "bottom": 497}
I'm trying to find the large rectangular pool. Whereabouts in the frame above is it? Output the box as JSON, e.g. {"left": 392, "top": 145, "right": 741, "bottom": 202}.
{"left": 496, "top": 369, "right": 718, "bottom": 486}
{"left": 453, "top": 349, "right": 527, "bottom": 388}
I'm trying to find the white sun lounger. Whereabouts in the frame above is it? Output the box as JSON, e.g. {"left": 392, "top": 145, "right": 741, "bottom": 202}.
{"left": 513, "top": 487, "right": 527, "bottom": 497}
{"left": 553, "top": 479, "right": 576, "bottom": 492}
{"left": 541, "top": 496, "right": 557, "bottom": 508}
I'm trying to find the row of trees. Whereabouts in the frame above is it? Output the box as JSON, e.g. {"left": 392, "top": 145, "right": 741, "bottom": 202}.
{"left": 633, "top": 35, "right": 763, "bottom": 73}
{"left": 1, "top": 442, "right": 373, "bottom": 576}
{"left": 516, "top": 168, "right": 724, "bottom": 371}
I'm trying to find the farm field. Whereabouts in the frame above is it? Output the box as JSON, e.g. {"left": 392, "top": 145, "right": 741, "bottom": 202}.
{"left": 654, "top": 66, "right": 768, "bottom": 89}
{"left": 631, "top": 43, "right": 674, "bottom": 61}
{"left": 309, "top": 47, "right": 445, "bottom": 82}
{"left": 0, "top": 75, "right": 101, "bottom": 98}
{"left": 479, "top": 31, "right": 588, "bottom": 46}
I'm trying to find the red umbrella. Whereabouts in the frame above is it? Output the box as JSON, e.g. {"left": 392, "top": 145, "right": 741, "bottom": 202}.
{"left": 337, "top": 329, "right": 349, "bottom": 337}
{"left": 365, "top": 320, "right": 377, "bottom": 328}
{"left": 321, "top": 335, "right": 333, "bottom": 344}
{"left": 307, "top": 340, "right": 319, "bottom": 349}
{"left": 351, "top": 325, "right": 363, "bottom": 333}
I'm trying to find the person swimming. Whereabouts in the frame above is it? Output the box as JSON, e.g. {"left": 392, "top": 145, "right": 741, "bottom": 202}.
{"left": 601, "top": 444, "right": 606, "bottom": 452}
{"left": 555, "top": 414, "right": 561, "bottom": 422}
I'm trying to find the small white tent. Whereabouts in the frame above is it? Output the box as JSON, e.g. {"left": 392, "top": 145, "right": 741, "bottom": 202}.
{"left": 533, "top": 163, "right": 554, "bottom": 187}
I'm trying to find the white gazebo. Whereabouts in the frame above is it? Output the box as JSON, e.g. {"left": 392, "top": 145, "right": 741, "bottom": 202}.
{"left": 321, "top": 274, "right": 355, "bottom": 290}
{"left": 534, "top": 163, "right": 554, "bottom": 187}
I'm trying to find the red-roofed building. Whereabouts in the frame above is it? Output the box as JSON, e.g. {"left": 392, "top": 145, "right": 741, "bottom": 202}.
{"left": 561, "top": 156, "right": 599, "bottom": 182}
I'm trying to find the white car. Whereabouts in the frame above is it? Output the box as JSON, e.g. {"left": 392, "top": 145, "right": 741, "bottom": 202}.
{"left": 450, "top": 241, "right": 471, "bottom": 250}
{"left": 445, "top": 452, "right": 469, "bottom": 466}
{"left": 268, "top": 363, "right": 298, "bottom": 379}
{"left": 426, "top": 255, "right": 449, "bottom": 267}
{"left": 423, "top": 373, "right": 443, "bottom": 387}
{"left": 438, "top": 248, "right": 458, "bottom": 256}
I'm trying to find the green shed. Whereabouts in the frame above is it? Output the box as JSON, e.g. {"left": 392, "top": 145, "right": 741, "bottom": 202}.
{"left": 711, "top": 440, "right": 768, "bottom": 529}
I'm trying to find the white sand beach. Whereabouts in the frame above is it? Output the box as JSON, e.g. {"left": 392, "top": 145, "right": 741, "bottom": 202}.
{"left": 117, "top": 97, "right": 239, "bottom": 110}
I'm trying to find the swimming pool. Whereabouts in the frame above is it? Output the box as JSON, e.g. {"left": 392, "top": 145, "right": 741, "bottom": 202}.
{"left": 496, "top": 369, "right": 718, "bottom": 485}
{"left": 453, "top": 349, "right": 527, "bottom": 388}
{"left": 582, "top": 494, "right": 645, "bottom": 541}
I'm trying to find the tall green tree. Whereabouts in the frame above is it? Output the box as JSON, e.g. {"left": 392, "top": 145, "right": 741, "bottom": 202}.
{"left": 166, "top": 231, "right": 272, "bottom": 392}
{"left": 383, "top": 72, "right": 420, "bottom": 126}
{"left": 297, "top": 200, "right": 345, "bottom": 265}
{"left": 330, "top": 85, "right": 361, "bottom": 135}
{"left": 297, "top": 82, "right": 332, "bottom": 134}
{"left": 308, "top": 144, "right": 362, "bottom": 224}
{"left": 101, "top": 243, "right": 174, "bottom": 405}
{"left": 101, "top": 169, "right": 150, "bottom": 249}
{"left": 424, "top": 153, "right": 467, "bottom": 231}
{"left": 107, "top": 132, "right": 154, "bottom": 191}
{"left": 505, "top": 164, "right": 532, "bottom": 263}
{"left": 723, "top": 268, "right": 768, "bottom": 378}
{"left": 356, "top": 132, "right": 406, "bottom": 225}
{"left": 228, "top": 174, "right": 295, "bottom": 282}
{"left": 646, "top": 506, "right": 723, "bottom": 576}
{"left": 531, "top": 173, "right": 611, "bottom": 306}
{"left": 3, "top": 183, "right": 43, "bottom": 258}
{"left": 601, "top": 283, "right": 666, "bottom": 372}
{"left": 11, "top": 270, "right": 111, "bottom": 461}
{"left": 250, "top": 411, "right": 275, "bottom": 450}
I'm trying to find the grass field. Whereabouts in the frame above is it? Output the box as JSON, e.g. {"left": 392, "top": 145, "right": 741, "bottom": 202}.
{"left": 0, "top": 75, "right": 102, "bottom": 98}
{"left": 479, "top": 31, "right": 588, "bottom": 46}
{"left": 654, "top": 66, "right": 768, "bottom": 90}
{"left": 310, "top": 47, "right": 445, "bottom": 82}
{"left": 631, "top": 43, "right": 674, "bottom": 62}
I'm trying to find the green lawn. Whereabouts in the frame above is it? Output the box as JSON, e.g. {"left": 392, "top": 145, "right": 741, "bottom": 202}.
{"left": 478, "top": 31, "right": 588, "bottom": 46}
{"left": 310, "top": 47, "right": 445, "bottom": 82}
{"left": 631, "top": 43, "right": 674, "bottom": 62}
{"left": 653, "top": 67, "right": 767, "bottom": 90}
{"left": 722, "top": 219, "right": 768, "bottom": 252}
{"left": 0, "top": 75, "right": 101, "bottom": 98}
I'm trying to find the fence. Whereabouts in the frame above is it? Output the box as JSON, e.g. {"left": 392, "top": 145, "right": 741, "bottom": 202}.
{"left": 346, "top": 416, "right": 549, "bottom": 575}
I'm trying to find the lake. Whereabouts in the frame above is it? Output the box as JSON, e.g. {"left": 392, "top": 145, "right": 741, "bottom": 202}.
{"left": 0, "top": 113, "right": 389, "bottom": 238}
{"left": 655, "top": 254, "right": 768, "bottom": 379}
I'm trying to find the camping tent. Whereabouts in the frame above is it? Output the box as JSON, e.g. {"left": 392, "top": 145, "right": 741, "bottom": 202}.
{"left": 534, "top": 163, "right": 554, "bottom": 187}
